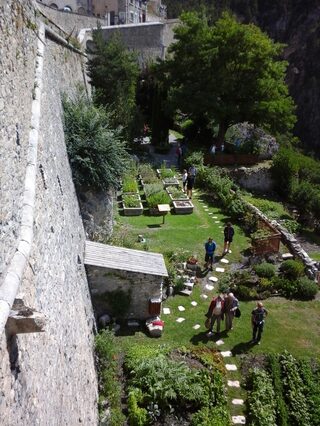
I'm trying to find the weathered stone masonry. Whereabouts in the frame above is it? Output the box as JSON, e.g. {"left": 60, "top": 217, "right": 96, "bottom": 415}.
{"left": 0, "top": 1, "right": 98, "bottom": 424}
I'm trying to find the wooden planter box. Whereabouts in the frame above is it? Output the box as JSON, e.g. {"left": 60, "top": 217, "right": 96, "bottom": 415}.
{"left": 122, "top": 194, "right": 143, "bottom": 216}
{"left": 252, "top": 218, "right": 281, "bottom": 255}
{"left": 173, "top": 200, "right": 194, "bottom": 214}
{"left": 162, "top": 177, "right": 180, "bottom": 188}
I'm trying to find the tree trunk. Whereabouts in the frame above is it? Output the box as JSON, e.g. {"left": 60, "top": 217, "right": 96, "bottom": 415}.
{"left": 216, "top": 121, "right": 228, "bottom": 149}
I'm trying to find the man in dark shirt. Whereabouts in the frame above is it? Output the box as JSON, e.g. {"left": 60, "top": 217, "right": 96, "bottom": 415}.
{"left": 223, "top": 222, "right": 235, "bottom": 254}
{"left": 251, "top": 302, "right": 268, "bottom": 344}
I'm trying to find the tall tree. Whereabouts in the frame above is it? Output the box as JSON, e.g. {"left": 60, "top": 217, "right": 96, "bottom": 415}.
{"left": 86, "top": 28, "right": 139, "bottom": 134}
{"left": 165, "top": 12, "right": 296, "bottom": 147}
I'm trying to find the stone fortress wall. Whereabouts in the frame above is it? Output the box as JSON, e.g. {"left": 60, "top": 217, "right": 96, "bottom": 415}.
{"left": 0, "top": 1, "right": 98, "bottom": 424}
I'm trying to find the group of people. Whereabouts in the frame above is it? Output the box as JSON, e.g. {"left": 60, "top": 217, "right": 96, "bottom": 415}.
{"left": 182, "top": 165, "right": 197, "bottom": 199}
{"left": 205, "top": 295, "right": 268, "bottom": 345}
{"left": 204, "top": 223, "right": 235, "bottom": 270}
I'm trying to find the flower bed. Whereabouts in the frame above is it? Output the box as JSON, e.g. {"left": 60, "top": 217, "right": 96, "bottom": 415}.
{"left": 162, "top": 177, "right": 180, "bottom": 188}
{"left": 173, "top": 200, "right": 194, "bottom": 214}
{"left": 122, "top": 194, "right": 143, "bottom": 216}
{"left": 166, "top": 186, "right": 189, "bottom": 201}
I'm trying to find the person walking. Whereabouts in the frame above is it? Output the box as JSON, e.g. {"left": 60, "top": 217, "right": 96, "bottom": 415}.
{"left": 188, "top": 164, "right": 197, "bottom": 181}
{"left": 205, "top": 294, "right": 225, "bottom": 337}
{"left": 251, "top": 302, "right": 268, "bottom": 344}
{"left": 204, "top": 237, "right": 216, "bottom": 271}
{"left": 182, "top": 169, "right": 188, "bottom": 192}
{"left": 224, "top": 292, "right": 239, "bottom": 331}
{"left": 223, "top": 222, "right": 235, "bottom": 254}
{"left": 186, "top": 172, "right": 195, "bottom": 199}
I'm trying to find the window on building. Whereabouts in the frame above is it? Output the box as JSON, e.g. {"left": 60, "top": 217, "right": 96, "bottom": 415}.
{"left": 110, "top": 11, "right": 115, "bottom": 25}
{"left": 130, "top": 11, "right": 134, "bottom": 22}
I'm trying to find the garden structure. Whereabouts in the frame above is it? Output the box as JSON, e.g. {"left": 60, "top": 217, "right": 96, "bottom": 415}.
{"left": 84, "top": 241, "right": 168, "bottom": 320}
{"left": 251, "top": 217, "right": 281, "bottom": 255}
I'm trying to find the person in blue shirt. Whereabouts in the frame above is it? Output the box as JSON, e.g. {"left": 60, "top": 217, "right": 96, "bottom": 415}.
{"left": 204, "top": 237, "right": 216, "bottom": 270}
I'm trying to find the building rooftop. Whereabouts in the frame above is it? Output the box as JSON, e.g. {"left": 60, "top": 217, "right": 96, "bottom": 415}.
{"left": 84, "top": 241, "right": 168, "bottom": 277}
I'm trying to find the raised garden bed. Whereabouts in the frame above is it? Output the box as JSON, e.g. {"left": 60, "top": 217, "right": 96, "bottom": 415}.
{"left": 173, "top": 200, "right": 194, "bottom": 214}
{"left": 156, "top": 168, "right": 175, "bottom": 178}
{"left": 162, "top": 177, "right": 180, "bottom": 188}
{"left": 251, "top": 218, "right": 281, "bottom": 255}
{"left": 122, "top": 194, "right": 143, "bottom": 216}
{"left": 166, "top": 186, "right": 189, "bottom": 201}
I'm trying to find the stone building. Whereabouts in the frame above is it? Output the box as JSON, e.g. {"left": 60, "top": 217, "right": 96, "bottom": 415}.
{"left": 37, "top": 0, "right": 90, "bottom": 14}
{"left": 84, "top": 241, "right": 168, "bottom": 320}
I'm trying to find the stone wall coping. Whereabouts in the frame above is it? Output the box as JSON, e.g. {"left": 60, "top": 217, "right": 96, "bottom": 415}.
{"left": 0, "top": 24, "right": 45, "bottom": 335}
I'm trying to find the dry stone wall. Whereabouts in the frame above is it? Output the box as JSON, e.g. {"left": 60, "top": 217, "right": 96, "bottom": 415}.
{"left": 0, "top": 1, "right": 98, "bottom": 424}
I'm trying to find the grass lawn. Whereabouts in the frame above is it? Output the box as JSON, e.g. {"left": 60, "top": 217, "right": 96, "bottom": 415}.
{"left": 114, "top": 188, "right": 320, "bottom": 360}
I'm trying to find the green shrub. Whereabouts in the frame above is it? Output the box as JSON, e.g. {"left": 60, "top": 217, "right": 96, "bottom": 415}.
{"left": 280, "top": 260, "right": 304, "bottom": 280}
{"left": 122, "top": 194, "right": 141, "bottom": 208}
{"left": 294, "top": 277, "right": 318, "bottom": 300}
{"left": 184, "top": 151, "right": 204, "bottom": 169}
{"left": 128, "top": 390, "right": 148, "bottom": 426}
{"left": 258, "top": 278, "right": 273, "bottom": 290}
{"left": 143, "top": 183, "right": 163, "bottom": 198}
{"left": 236, "top": 285, "right": 258, "bottom": 300}
{"left": 271, "top": 148, "right": 299, "bottom": 198}
{"left": 160, "top": 163, "right": 175, "bottom": 178}
{"left": 147, "top": 190, "right": 170, "bottom": 208}
{"left": 272, "top": 276, "right": 298, "bottom": 299}
{"left": 139, "top": 164, "right": 158, "bottom": 183}
{"left": 122, "top": 176, "right": 138, "bottom": 193}
{"left": 268, "top": 354, "right": 289, "bottom": 426}
{"left": 63, "top": 92, "right": 129, "bottom": 190}
{"left": 254, "top": 262, "right": 276, "bottom": 278}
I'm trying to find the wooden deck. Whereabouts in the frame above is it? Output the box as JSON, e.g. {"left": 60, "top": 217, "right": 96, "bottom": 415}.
{"left": 84, "top": 241, "right": 168, "bottom": 277}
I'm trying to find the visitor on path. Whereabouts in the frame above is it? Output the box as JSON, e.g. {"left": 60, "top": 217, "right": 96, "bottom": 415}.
{"left": 205, "top": 294, "right": 225, "bottom": 336}
{"left": 188, "top": 164, "right": 197, "bottom": 181}
{"left": 186, "top": 172, "right": 195, "bottom": 199}
{"left": 182, "top": 169, "right": 188, "bottom": 192}
{"left": 251, "top": 302, "right": 268, "bottom": 345}
{"left": 223, "top": 222, "right": 235, "bottom": 254}
{"left": 176, "top": 143, "right": 182, "bottom": 167}
{"left": 204, "top": 237, "right": 216, "bottom": 270}
{"left": 224, "top": 292, "right": 239, "bottom": 331}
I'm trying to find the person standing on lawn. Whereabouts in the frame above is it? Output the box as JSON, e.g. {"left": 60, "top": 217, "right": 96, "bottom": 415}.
{"left": 205, "top": 294, "right": 225, "bottom": 337}
{"left": 186, "top": 171, "right": 195, "bottom": 199}
{"left": 251, "top": 301, "right": 268, "bottom": 344}
{"left": 223, "top": 222, "right": 235, "bottom": 254}
{"left": 204, "top": 237, "right": 216, "bottom": 271}
{"left": 182, "top": 169, "right": 188, "bottom": 192}
{"left": 224, "top": 292, "right": 239, "bottom": 331}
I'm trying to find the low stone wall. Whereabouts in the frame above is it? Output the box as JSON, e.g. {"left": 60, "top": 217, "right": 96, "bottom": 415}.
{"left": 229, "top": 164, "right": 274, "bottom": 193}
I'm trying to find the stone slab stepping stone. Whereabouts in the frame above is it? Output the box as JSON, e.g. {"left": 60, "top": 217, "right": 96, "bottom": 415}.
{"left": 209, "top": 276, "right": 218, "bottom": 282}
{"left": 232, "top": 415, "right": 246, "bottom": 424}
{"left": 220, "top": 258, "right": 229, "bottom": 264}
{"left": 178, "top": 305, "right": 185, "bottom": 311}
{"left": 215, "top": 267, "right": 225, "bottom": 273}
{"left": 221, "top": 350, "right": 232, "bottom": 357}
{"left": 203, "top": 205, "right": 208, "bottom": 208}
{"left": 205, "top": 284, "right": 214, "bottom": 290}
{"left": 218, "top": 226, "right": 223, "bottom": 228}
{"left": 163, "top": 308, "right": 171, "bottom": 314}
{"left": 191, "top": 301, "right": 198, "bottom": 306}
{"left": 228, "top": 380, "right": 240, "bottom": 387}
{"left": 208, "top": 212, "right": 213, "bottom": 215}
{"left": 226, "top": 364, "right": 237, "bottom": 371}
{"left": 215, "top": 220, "right": 220, "bottom": 223}
{"left": 193, "top": 324, "right": 201, "bottom": 330}
{"left": 200, "top": 294, "right": 208, "bottom": 299}
{"left": 212, "top": 216, "right": 218, "bottom": 219}
{"left": 204, "top": 208, "right": 209, "bottom": 211}
{"left": 176, "top": 317, "right": 185, "bottom": 323}
{"left": 282, "top": 252, "right": 294, "bottom": 260}
{"left": 216, "top": 339, "right": 224, "bottom": 346}
{"left": 232, "top": 399, "right": 244, "bottom": 405}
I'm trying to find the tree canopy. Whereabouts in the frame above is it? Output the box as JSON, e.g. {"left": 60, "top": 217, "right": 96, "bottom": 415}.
{"left": 164, "top": 12, "right": 296, "bottom": 147}
{"left": 86, "top": 28, "right": 139, "bottom": 133}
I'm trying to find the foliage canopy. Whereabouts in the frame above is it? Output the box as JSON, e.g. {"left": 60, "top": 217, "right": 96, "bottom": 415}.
{"left": 164, "top": 12, "right": 296, "bottom": 146}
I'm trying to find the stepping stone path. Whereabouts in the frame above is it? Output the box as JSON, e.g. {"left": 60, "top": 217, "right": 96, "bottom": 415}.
{"left": 205, "top": 284, "right": 214, "bottom": 290}
{"left": 232, "top": 399, "right": 244, "bottom": 405}
{"left": 163, "top": 308, "right": 171, "bottom": 314}
{"left": 221, "top": 350, "right": 232, "bottom": 357}
{"left": 215, "top": 267, "right": 225, "bottom": 273}
{"left": 220, "top": 258, "right": 229, "bottom": 264}
{"left": 216, "top": 339, "right": 224, "bottom": 346}
{"left": 209, "top": 276, "right": 218, "bottom": 282}
{"left": 178, "top": 306, "right": 185, "bottom": 311}
{"left": 193, "top": 324, "right": 201, "bottom": 330}
{"left": 226, "top": 364, "right": 237, "bottom": 371}
{"left": 176, "top": 317, "right": 185, "bottom": 323}
{"left": 228, "top": 380, "right": 240, "bottom": 387}
{"left": 200, "top": 294, "right": 208, "bottom": 299}
{"left": 191, "top": 301, "right": 197, "bottom": 306}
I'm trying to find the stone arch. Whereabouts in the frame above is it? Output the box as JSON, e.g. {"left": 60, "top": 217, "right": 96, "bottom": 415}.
{"left": 63, "top": 5, "right": 73, "bottom": 12}
{"left": 49, "top": 3, "right": 58, "bottom": 8}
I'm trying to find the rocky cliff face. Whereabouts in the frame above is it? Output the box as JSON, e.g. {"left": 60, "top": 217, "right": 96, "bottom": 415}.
{"left": 233, "top": 0, "right": 320, "bottom": 154}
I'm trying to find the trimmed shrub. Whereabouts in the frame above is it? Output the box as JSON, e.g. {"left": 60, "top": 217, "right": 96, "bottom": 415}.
{"left": 122, "top": 176, "right": 138, "bottom": 193}
{"left": 280, "top": 260, "right": 305, "bottom": 280}
{"left": 254, "top": 262, "right": 276, "bottom": 279}
{"left": 146, "top": 190, "right": 170, "bottom": 208}
{"left": 272, "top": 276, "right": 297, "bottom": 299}
{"left": 294, "top": 277, "right": 318, "bottom": 300}
{"left": 144, "top": 182, "right": 163, "bottom": 198}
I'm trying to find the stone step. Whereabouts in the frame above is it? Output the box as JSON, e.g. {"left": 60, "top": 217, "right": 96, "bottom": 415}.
{"left": 227, "top": 380, "right": 240, "bottom": 388}
{"left": 232, "top": 399, "right": 244, "bottom": 405}
{"left": 225, "top": 364, "right": 237, "bottom": 371}
{"left": 220, "top": 350, "right": 232, "bottom": 357}
{"left": 232, "top": 415, "right": 246, "bottom": 424}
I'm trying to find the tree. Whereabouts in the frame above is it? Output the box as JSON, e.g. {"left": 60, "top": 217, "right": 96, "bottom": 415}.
{"left": 86, "top": 28, "right": 139, "bottom": 134}
{"left": 165, "top": 12, "right": 296, "bottom": 147}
